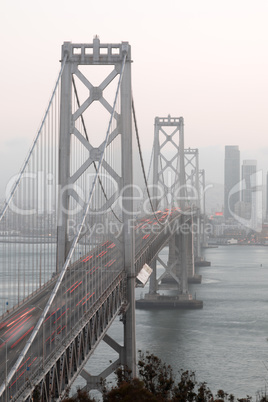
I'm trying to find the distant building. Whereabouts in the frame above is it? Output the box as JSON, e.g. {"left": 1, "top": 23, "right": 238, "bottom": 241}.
{"left": 224, "top": 146, "right": 240, "bottom": 220}
{"left": 241, "top": 160, "right": 257, "bottom": 203}
{"left": 234, "top": 200, "right": 251, "bottom": 220}
{"left": 241, "top": 160, "right": 257, "bottom": 221}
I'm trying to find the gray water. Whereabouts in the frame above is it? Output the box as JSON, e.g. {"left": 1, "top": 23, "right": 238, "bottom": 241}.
{"left": 79, "top": 245, "right": 268, "bottom": 400}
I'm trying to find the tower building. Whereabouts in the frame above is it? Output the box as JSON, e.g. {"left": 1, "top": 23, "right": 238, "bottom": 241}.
{"left": 224, "top": 145, "right": 240, "bottom": 220}
{"left": 241, "top": 160, "right": 257, "bottom": 220}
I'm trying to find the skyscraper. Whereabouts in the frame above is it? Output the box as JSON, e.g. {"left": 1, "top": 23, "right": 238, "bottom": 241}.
{"left": 241, "top": 160, "right": 258, "bottom": 221}
{"left": 241, "top": 160, "right": 257, "bottom": 204}
{"left": 224, "top": 145, "right": 240, "bottom": 220}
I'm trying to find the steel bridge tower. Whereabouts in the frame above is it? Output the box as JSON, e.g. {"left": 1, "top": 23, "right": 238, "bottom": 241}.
{"left": 56, "top": 36, "right": 136, "bottom": 385}
{"left": 184, "top": 150, "right": 210, "bottom": 267}
{"left": 184, "top": 148, "right": 201, "bottom": 259}
{"left": 199, "top": 169, "right": 209, "bottom": 248}
{"left": 139, "top": 115, "right": 197, "bottom": 307}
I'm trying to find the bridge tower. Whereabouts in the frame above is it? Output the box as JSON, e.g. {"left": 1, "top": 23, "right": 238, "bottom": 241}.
{"left": 57, "top": 36, "right": 136, "bottom": 381}
{"left": 184, "top": 150, "right": 210, "bottom": 268}
{"left": 199, "top": 169, "right": 209, "bottom": 248}
{"left": 184, "top": 148, "right": 201, "bottom": 259}
{"left": 137, "top": 116, "right": 201, "bottom": 308}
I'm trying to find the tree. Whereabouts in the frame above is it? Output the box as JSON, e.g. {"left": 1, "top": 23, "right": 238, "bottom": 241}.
{"left": 137, "top": 350, "right": 174, "bottom": 399}
{"left": 57, "top": 351, "right": 265, "bottom": 401}
{"left": 103, "top": 377, "right": 159, "bottom": 402}
{"left": 61, "top": 389, "right": 96, "bottom": 402}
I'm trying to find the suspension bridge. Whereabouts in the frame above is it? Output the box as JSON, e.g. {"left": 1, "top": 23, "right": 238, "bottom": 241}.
{"left": 0, "top": 37, "right": 206, "bottom": 401}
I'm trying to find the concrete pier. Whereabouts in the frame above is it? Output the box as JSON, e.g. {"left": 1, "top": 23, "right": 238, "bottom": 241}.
{"left": 188, "top": 274, "right": 202, "bottom": 284}
{"left": 194, "top": 258, "right": 211, "bottom": 267}
{"left": 136, "top": 293, "right": 203, "bottom": 309}
{"left": 161, "top": 274, "right": 202, "bottom": 285}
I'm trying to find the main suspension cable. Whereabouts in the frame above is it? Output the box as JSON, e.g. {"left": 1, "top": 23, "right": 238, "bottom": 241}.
{"left": 132, "top": 96, "right": 165, "bottom": 226}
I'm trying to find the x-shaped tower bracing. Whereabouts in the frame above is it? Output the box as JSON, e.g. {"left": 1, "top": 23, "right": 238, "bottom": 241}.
{"left": 184, "top": 148, "right": 200, "bottom": 210}
{"left": 184, "top": 148, "right": 203, "bottom": 257}
{"left": 198, "top": 169, "right": 208, "bottom": 247}
{"left": 152, "top": 115, "right": 186, "bottom": 211}
{"left": 57, "top": 37, "right": 133, "bottom": 269}
{"left": 147, "top": 116, "right": 194, "bottom": 298}
{"left": 57, "top": 36, "right": 137, "bottom": 382}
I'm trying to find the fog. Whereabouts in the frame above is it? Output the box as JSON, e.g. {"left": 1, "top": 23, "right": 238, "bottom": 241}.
{"left": 1, "top": 0, "right": 268, "bottom": 207}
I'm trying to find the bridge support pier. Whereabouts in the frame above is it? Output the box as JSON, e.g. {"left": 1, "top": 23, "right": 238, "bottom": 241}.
{"left": 136, "top": 228, "right": 203, "bottom": 309}
{"left": 186, "top": 219, "right": 202, "bottom": 284}
{"left": 123, "top": 272, "right": 136, "bottom": 375}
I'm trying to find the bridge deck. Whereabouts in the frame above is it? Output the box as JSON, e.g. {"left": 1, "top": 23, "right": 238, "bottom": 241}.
{"left": 0, "top": 210, "right": 187, "bottom": 400}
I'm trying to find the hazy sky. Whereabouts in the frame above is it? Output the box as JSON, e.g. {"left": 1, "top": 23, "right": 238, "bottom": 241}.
{"left": 1, "top": 0, "right": 268, "bottom": 196}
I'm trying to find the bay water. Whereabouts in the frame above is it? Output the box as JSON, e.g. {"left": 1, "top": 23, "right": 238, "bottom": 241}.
{"left": 79, "top": 245, "right": 268, "bottom": 400}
